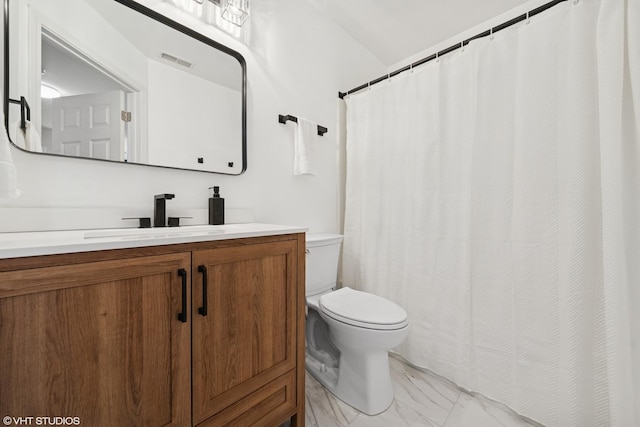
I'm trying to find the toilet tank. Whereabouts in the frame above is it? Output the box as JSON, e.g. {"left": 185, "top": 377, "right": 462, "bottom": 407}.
{"left": 305, "top": 234, "right": 344, "bottom": 297}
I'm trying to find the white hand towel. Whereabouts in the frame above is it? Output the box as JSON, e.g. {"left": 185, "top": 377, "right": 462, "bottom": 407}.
{"left": 10, "top": 120, "right": 25, "bottom": 149}
{"left": 25, "top": 121, "right": 42, "bottom": 152}
{"left": 0, "top": 113, "right": 21, "bottom": 198}
{"left": 293, "top": 117, "right": 320, "bottom": 176}
{"left": 12, "top": 120, "right": 42, "bottom": 152}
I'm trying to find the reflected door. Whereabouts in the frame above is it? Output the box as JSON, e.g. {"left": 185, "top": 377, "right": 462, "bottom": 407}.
{"left": 51, "top": 90, "right": 124, "bottom": 160}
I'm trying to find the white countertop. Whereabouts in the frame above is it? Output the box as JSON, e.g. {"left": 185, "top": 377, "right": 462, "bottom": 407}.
{"left": 0, "top": 223, "right": 307, "bottom": 259}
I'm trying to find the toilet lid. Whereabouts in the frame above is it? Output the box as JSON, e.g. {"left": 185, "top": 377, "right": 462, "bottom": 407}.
{"left": 319, "top": 287, "right": 409, "bottom": 330}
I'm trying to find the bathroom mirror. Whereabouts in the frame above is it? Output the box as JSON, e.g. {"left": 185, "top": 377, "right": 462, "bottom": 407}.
{"left": 3, "top": 0, "right": 247, "bottom": 174}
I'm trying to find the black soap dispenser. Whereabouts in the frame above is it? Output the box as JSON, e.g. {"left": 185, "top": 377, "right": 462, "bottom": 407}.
{"left": 208, "top": 186, "right": 225, "bottom": 225}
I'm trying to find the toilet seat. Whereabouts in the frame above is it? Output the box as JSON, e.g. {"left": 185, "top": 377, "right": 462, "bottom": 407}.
{"left": 319, "top": 287, "right": 409, "bottom": 330}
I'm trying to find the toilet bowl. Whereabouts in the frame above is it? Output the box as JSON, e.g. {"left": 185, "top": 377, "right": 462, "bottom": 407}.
{"left": 305, "top": 234, "right": 409, "bottom": 415}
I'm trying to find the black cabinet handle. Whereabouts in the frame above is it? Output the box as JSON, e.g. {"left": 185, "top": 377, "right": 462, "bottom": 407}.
{"left": 197, "top": 265, "right": 208, "bottom": 316}
{"left": 177, "top": 268, "right": 187, "bottom": 323}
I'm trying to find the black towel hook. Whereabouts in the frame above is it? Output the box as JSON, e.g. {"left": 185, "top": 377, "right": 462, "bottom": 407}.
{"left": 8, "top": 96, "right": 30, "bottom": 131}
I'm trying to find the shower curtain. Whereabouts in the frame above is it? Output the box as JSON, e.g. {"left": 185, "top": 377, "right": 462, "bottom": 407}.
{"left": 342, "top": 0, "right": 639, "bottom": 425}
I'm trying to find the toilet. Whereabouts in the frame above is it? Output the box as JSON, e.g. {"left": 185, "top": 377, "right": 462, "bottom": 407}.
{"left": 305, "top": 233, "right": 409, "bottom": 415}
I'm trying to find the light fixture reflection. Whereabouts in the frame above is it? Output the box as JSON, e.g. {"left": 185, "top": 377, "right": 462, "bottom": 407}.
{"left": 221, "top": 0, "right": 249, "bottom": 27}
{"left": 41, "top": 84, "right": 61, "bottom": 99}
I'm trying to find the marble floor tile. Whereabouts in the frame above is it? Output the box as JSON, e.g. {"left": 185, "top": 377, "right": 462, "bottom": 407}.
{"left": 305, "top": 371, "right": 360, "bottom": 427}
{"left": 347, "top": 396, "right": 440, "bottom": 427}
{"left": 443, "top": 392, "right": 541, "bottom": 427}
{"left": 305, "top": 357, "right": 544, "bottom": 427}
{"left": 388, "top": 357, "right": 460, "bottom": 425}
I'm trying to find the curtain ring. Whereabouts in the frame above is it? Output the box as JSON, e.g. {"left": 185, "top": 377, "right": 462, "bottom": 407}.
{"left": 526, "top": 11, "right": 530, "bottom": 25}
{"left": 436, "top": 51, "right": 440, "bottom": 62}
{"left": 460, "top": 41, "right": 464, "bottom": 52}
{"left": 490, "top": 27, "right": 494, "bottom": 40}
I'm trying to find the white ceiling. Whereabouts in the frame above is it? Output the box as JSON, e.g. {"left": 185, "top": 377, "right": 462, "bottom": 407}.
{"left": 307, "top": 0, "right": 535, "bottom": 66}
{"left": 42, "top": 36, "right": 131, "bottom": 97}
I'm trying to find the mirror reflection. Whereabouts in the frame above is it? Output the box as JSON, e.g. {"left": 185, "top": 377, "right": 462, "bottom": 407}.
{"left": 5, "top": 0, "right": 246, "bottom": 174}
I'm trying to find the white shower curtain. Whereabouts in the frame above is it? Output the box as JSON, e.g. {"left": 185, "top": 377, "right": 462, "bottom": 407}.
{"left": 343, "top": 0, "right": 639, "bottom": 426}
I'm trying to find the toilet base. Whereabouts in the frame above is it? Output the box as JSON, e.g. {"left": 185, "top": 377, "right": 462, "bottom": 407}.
{"left": 306, "top": 348, "right": 395, "bottom": 416}
{"left": 306, "top": 351, "right": 338, "bottom": 390}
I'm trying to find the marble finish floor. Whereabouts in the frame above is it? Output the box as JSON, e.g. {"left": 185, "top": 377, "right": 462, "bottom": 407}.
{"left": 305, "top": 356, "right": 543, "bottom": 427}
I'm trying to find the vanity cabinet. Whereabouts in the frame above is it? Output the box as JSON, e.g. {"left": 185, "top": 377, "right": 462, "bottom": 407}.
{"left": 0, "top": 234, "right": 305, "bottom": 427}
{"left": 0, "top": 252, "right": 192, "bottom": 426}
{"left": 192, "top": 241, "right": 298, "bottom": 426}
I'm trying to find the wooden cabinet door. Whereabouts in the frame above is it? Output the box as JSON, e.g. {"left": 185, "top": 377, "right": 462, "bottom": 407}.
{"left": 192, "top": 240, "right": 298, "bottom": 425}
{"left": 0, "top": 253, "right": 192, "bottom": 427}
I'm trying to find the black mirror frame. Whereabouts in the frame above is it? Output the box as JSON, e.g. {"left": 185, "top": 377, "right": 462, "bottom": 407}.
{"left": 3, "top": 0, "right": 247, "bottom": 175}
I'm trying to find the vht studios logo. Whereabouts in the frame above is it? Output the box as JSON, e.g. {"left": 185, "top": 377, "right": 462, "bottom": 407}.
{"left": 2, "top": 417, "right": 81, "bottom": 426}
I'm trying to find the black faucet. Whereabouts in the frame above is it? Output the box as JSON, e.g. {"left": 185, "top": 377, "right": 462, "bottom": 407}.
{"left": 154, "top": 193, "right": 175, "bottom": 227}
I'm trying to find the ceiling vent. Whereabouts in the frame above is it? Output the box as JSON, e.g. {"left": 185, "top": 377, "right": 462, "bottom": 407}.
{"left": 160, "top": 52, "right": 193, "bottom": 69}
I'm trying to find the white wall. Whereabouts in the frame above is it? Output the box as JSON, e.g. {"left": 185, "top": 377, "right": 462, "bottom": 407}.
{"left": 147, "top": 58, "right": 242, "bottom": 173}
{"left": 0, "top": 0, "right": 386, "bottom": 233}
{"left": 385, "top": 0, "right": 554, "bottom": 72}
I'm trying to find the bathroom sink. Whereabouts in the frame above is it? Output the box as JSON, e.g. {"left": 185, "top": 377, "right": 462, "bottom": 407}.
{"left": 0, "top": 224, "right": 307, "bottom": 259}
{"left": 83, "top": 225, "right": 228, "bottom": 240}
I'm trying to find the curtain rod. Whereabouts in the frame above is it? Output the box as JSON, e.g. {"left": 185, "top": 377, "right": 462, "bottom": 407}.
{"left": 338, "top": 0, "right": 568, "bottom": 99}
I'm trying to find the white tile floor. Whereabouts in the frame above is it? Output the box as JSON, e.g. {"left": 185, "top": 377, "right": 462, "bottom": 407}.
{"left": 304, "top": 357, "right": 544, "bottom": 427}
